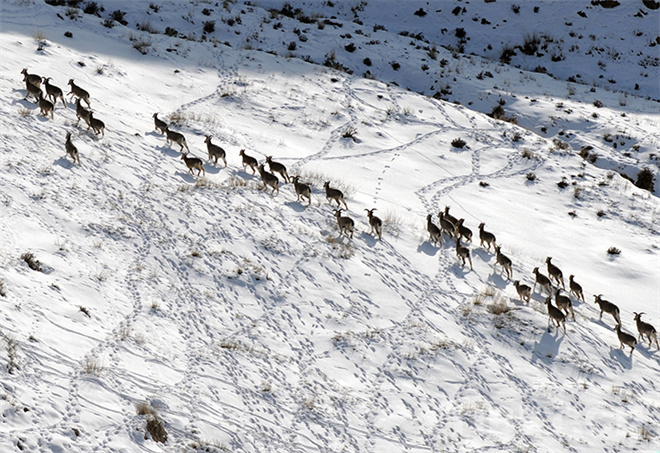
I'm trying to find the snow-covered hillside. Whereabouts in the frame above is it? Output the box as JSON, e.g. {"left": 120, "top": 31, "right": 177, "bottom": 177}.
{"left": 1, "top": 1, "right": 658, "bottom": 452}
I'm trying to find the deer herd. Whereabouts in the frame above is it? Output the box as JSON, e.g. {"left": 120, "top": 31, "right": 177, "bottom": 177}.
{"left": 19, "top": 67, "right": 657, "bottom": 358}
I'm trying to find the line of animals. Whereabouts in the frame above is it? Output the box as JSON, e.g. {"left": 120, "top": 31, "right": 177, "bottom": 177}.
{"left": 20, "top": 68, "right": 656, "bottom": 357}
{"left": 151, "top": 112, "right": 385, "bottom": 241}
{"left": 21, "top": 68, "right": 104, "bottom": 166}
{"left": 425, "top": 207, "right": 657, "bottom": 355}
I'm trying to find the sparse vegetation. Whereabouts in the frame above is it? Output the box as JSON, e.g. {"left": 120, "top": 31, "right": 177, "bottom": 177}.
{"left": 341, "top": 126, "right": 358, "bottom": 141}
{"left": 21, "top": 252, "right": 42, "bottom": 272}
{"left": 451, "top": 138, "right": 467, "bottom": 148}
{"left": 607, "top": 246, "right": 621, "bottom": 255}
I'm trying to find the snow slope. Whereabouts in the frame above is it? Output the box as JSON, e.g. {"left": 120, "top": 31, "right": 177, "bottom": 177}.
{"left": 0, "top": 1, "right": 659, "bottom": 452}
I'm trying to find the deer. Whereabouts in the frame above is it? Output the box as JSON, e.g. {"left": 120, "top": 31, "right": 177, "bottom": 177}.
{"left": 165, "top": 126, "right": 189, "bottom": 152}
{"left": 365, "top": 208, "right": 382, "bottom": 240}
{"left": 426, "top": 214, "right": 442, "bottom": 246}
{"left": 181, "top": 153, "right": 205, "bottom": 176}
{"left": 266, "top": 156, "right": 289, "bottom": 183}
{"left": 455, "top": 238, "right": 472, "bottom": 270}
{"left": 204, "top": 136, "right": 227, "bottom": 167}
{"left": 152, "top": 113, "right": 168, "bottom": 134}
{"left": 494, "top": 245, "right": 513, "bottom": 280}
{"left": 64, "top": 132, "right": 81, "bottom": 165}
{"left": 478, "top": 222, "right": 496, "bottom": 250}
{"left": 633, "top": 313, "right": 659, "bottom": 349}
{"left": 594, "top": 294, "right": 621, "bottom": 327}
{"left": 24, "top": 80, "right": 42, "bottom": 103}
{"left": 437, "top": 211, "right": 455, "bottom": 238}
{"left": 532, "top": 267, "right": 552, "bottom": 295}
{"left": 75, "top": 98, "right": 92, "bottom": 127}
{"left": 615, "top": 325, "right": 637, "bottom": 356}
{"left": 443, "top": 206, "right": 459, "bottom": 227}
{"left": 568, "top": 275, "right": 584, "bottom": 302}
{"left": 257, "top": 164, "right": 279, "bottom": 195}
{"left": 323, "top": 181, "right": 347, "bottom": 209}
{"left": 546, "top": 257, "right": 565, "bottom": 289}
{"left": 454, "top": 218, "right": 472, "bottom": 242}
{"left": 21, "top": 68, "right": 42, "bottom": 87}
{"left": 546, "top": 297, "right": 566, "bottom": 334}
{"left": 37, "top": 92, "right": 54, "bottom": 119}
{"left": 513, "top": 280, "right": 531, "bottom": 304}
{"left": 292, "top": 176, "right": 312, "bottom": 205}
{"left": 554, "top": 288, "right": 575, "bottom": 321}
{"left": 44, "top": 78, "right": 66, "bottom": 107}
{"left": 87, "top": 112, "right": 105, "bottom": 137}
{"left": 67, "top": 79, "right": 90, "bottom": 107}
{"left": 334, "top": 209, "right": 354, "bottom": 238}
{"left": 239, "top": 149, "right": 258, "bottom": 174}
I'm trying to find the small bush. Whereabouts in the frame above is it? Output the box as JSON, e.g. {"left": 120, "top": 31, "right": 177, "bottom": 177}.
{"left": 64, "top": 31, "right": 73, "bottom": 37}
{"left": 557, "top": 179, "right": 569, "bottom": 189}
{"left": 341, "top": 126, "right": 358, "bottom": 141}
{"left": 110, "top": 10, "right": 127, "bottom": 26}
{"left": 521, "top": 32, "right": 540, "bottom": 55}
{"left": 21, "top": 252, "right": 42, "bottom": 272}
{"left": 642, "top": 0, "right": 660, "bottom": 9}
{"left": 0, "top": 279, "right": 6, "bottom": 297}
{"left": 164, "top": 27, "right": 178, "bottom": 37}
{"left": 413, "top": 8, "right": 427, "bottom": 17}
{"left": 391, "top": 61, "right": 400, "bottom": 71}
{"left": 146, "top": 416, "right": 168, "bottom": 443}
{"left": 202, "top": 8, "right": 211, "bottom": 16}
{"left": 593, "top": 100, "right": 604, "bottom": 108}
{"left": 83, "top": 1, "right": 100, "bottom": 15}
{"left": 500, "top": 45, "right": 516, "bottom": 64}
{"left": 607, "top": 246, "right": 621, "bottom": 255}
{"left": 203, "top": 20, "right": 215, "bottom": 33}
{"left": 363, "top": 57, "right": 372, "bottom": 66}
{"left": 526, "top": 172, "right": 537, "bottom": 182}
{"left": 635, "top": 168, "right": 654, "bottom": 192}
{"left": 451, "top": 138, "right": 467, "bottom": 148}
{"left": 288, "top": 41, "right": 297, "bottom": 51}
{"left": 344, "top": 43, "right": 356, "bottom": 52}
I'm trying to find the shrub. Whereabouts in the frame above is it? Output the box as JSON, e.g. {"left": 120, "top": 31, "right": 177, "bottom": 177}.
{"left": 164, "top": 27, "right": 178, "bottom": 37}
{"left": 391, "top": 61, "right": 400, "bottom": 71}
{"left": 500, "top": 45, "right": 516, "bottom": 64}
{"left": 146, "top": 416, "right": 168, "bottom": 443}
{"left": 607, "top": 246, "right": 621, "bottom": 255}
{"left": 202, "top": 8, "right": 211, "bottom": 16}
{"left": 203, "top": 20, "right": 215, "bottom": 33}
{"left": 521, "top": 32, "right": 540, "bottom": 55}
{"left": 83, "top": 2, "right": 100, "bottom": 16}
{"left": 451, "top": 138, "right": 467, "bottom": 148}
{"left": 526, "top": 172, "right": 537, "bottom": 181}
{"left": 344, "top": 43, "right": 356, "bottom": 52}
{"left": 363, "top": 57, "right": 372, "bottom": 66}
{"left": 593, "top": 100, "right": 604, "bottom": 108}
{"left": 288, "top": 41, "right": 297, "bottom": 51}
{"left": 413, "top": 8, "right": 427, "bottom": 17}
{"left": 341, "top": 126, "right": 358, "bottom": 141}
{"left": 642, "top": 0, "right": 660, "bottom": 9}
{"left": 110, "top": 10, "right": 127, "bottom": 26}
{"left": 592, "top": 0, "right": 620, "bottom": 8}
{"left": 21, "top": 252, "right": 42, "bottom": 272}
{"left": 557, "top": 179, "right": 569, "bottom": 189}
{"left": 635, "top": 168, "right": 654, "bottom": 192}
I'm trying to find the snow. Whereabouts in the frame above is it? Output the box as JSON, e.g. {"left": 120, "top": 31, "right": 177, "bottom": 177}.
{"left": 1, "top": 0, "right": 659, "bottom": 452}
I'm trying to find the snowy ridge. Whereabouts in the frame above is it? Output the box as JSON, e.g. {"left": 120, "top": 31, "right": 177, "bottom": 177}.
{"left": 0, "top": 1, "right": 659, "bottom": 452}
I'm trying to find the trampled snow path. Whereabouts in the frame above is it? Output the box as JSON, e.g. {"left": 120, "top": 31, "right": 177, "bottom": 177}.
{"left": 1, "top": 1, "right": 659, "bottom": 452}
